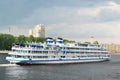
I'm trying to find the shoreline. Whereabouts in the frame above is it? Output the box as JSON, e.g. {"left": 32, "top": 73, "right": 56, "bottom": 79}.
{"left": 109, "top": 52, "right": 120, "bottom": 55}
{"left": 0, "top": 51, "right": 9, "bottom": 54}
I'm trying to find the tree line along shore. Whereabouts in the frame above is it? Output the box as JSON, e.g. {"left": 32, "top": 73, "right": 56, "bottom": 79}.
{"left": 0, "top": 33, "right": 74, "bottom": 51}
{"left": 0, "top": 33, "right": 119, "bottom": 54}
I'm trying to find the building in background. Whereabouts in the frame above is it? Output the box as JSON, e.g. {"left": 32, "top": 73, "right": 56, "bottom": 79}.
{"left": 29, "top": 24, "right": 45, "bottom": 37}
{"left": 104, "top": 44, "right": 120, "bottom": 53}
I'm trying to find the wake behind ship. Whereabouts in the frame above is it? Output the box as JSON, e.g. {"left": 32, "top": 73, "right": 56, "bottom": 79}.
{"left": 6, "top": 38, "right": 110, "bottom": 65}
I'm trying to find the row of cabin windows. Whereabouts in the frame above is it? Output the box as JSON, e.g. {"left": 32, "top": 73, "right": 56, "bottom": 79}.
{"left": 31, "top": 51, "right": 59, "bottom": 54}
{"left": 45, "top": 47, "right": 106, "bottom": 51}
{"left": 13, "top": 50, "right": 108, "bottom": 55}
{"left": 12, "top": 48, "right": 106, "bottom": 53}
{"left": 13, "top": 55, "right": 65, "bottom": 58}
{"left": 13, "top": 55, "right": 48, "bottom": 58}
{"left": 62, "top": 47, "right": 106, "bottom": 51}
{"left": 12, "top": 50, "right": 57, "bottom": 54}
{"left": 12, "top": 55, "right": 109, "bottom": 59}
{"left": 13, "top": 50, "right": 28, "bottom": 53}
{"left": 81, "top": 55, "right": 110, "bottom": 57}
{"left": 31, "top": 51, "right": 48, "bottom": 54}
{"left": 13, "top": 55, "right": 66, "bottom": 58}
{"left": 63, "top": 51, "right": 108, "bottom": 54}
{"left": 45, "top": 47, "right": 60, "bottom": 50}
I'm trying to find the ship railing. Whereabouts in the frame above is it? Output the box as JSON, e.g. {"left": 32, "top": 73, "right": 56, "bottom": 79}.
{"left": 12, "top": 46, "right": 45, "bottom": 50}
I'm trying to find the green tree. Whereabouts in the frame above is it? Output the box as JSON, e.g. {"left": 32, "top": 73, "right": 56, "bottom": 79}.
{"left": 64, "top": 39, "right": 75, "bottom": 43}
{"left": 0, "top": 34, "right": 15, "bottom": 50}
{"left": 17, "top": 35, "right": 26, "bottom": 43}
{"left": 28, "top": 35, "right": 35, "bottom": 42}
{"left": 35, "top": 37, "right": 46, "bottom": 43}
{"left": 93, "top": 41, "right": 99, "bottom": 44}
{"left": 84, "top": 42, "right": 91, "bottom": 44}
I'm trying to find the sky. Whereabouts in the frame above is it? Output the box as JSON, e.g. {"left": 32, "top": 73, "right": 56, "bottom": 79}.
{"left": 0, "top": 0, "right": 120, "bottom": 44}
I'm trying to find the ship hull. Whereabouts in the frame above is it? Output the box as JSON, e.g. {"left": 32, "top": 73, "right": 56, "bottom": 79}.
{"left": 6, "top": 57, "right": 110, "bottom": 65}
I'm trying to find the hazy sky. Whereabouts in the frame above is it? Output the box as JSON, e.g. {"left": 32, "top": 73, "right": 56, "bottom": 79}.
{"left": 1, "top": 0, "right": 120, "bottom": 44}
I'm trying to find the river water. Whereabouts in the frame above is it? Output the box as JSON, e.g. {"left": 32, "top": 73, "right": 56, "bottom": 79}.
{"left": 0, "top": 54, "right": 120, "bottom": 80}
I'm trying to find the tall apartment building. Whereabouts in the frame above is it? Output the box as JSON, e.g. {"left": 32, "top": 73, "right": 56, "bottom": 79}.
{"left": 29, "top": 24, "right": 45, "bottom": 37}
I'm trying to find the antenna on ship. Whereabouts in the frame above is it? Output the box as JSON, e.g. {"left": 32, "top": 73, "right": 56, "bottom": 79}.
{"left": 90, "top": 36, "right": 94, "bottom": 44}
{"left": 9, "top": 27, "right": 11, "bottom": 33}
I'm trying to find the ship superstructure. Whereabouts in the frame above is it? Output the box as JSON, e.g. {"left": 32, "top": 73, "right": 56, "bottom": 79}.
{"left": 6, "top": 38, "right": 110, "bottom": 64}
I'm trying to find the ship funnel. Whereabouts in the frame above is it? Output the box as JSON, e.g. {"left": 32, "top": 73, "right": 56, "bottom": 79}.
{"left": 46, "top": 38, "right": 54, "bottom": 46}
{"left": 56, "top": 38, "right": 64, "bottom": 46}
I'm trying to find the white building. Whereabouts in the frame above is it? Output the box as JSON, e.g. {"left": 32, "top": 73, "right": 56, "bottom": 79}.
{"left": 29, "top": 24, "right": 45, "bottom": 37}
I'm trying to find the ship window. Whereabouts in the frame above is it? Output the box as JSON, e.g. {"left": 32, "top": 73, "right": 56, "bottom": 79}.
{"left": 12, "top": 49, "right": 16, "bottom": 52}
{"left": 52, "top": 56, "right": 56, "bottom": 58}
{"left": 37, "top": 56, "right": 42, "bottom": 58}
{"left": 32, "top": 56, "right": 48, "bottom": 58}
{"left": 43, "top": 56, "right": 48, "bottom": 58}
{"left": 33, "top": 56, "right": 36, "bottom": 58}
{"left": 16, "top": 55, "right": 22, "bottom": 58}
{"left": 33, "top": 56, "right": 42, "bottom": 58}
{"left": 25, "top": 50, "right": 27, "bottom": 53}
{"left": 43, "top": 51, "right": 48, "bottom": 54}
{"left": 23, "top": 56, "right": 26, "bottom": 58}
{"left": 37, "top": 51, "right": 39, "bottom": 53}
{"left": 76, "top": 52, "right": 79, "bottom": 53}
{"left": 46, "top": 47, "right": 49, "bottom": 49}
{"left": 61, "top": 56, "right": 65, "bottom": 58}
{"left": 23, "top": 50, "right": 27, "bottom": 53}
{"left": 34, "top": 51, "right": 37, "bottom": 53}
{"left": 36, "top": 51, "right": 42, "bottom": 53}
{"left": 32, "top": 51, "right": 37, "bottom": 53}
{"left": 28, "top": 50, "right": 30, "bottom": 53}
{"left": 16, "top": 50, "right": 18, "bottom": 52}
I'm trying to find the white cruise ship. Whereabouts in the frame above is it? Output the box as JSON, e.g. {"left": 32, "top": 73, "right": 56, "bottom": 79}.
{"left": 6, "top": 38, "right": 110, "bottom": 64}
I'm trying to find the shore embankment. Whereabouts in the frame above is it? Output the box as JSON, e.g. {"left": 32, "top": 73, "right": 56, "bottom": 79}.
{"left": 104, "top": 44, "right": 120, "bottom": 53}
{"left": 0, "top": 50, "right": 9, "bottom": 54}
{"left": 111, "top": 53, "right": 120, "bottom": 55}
